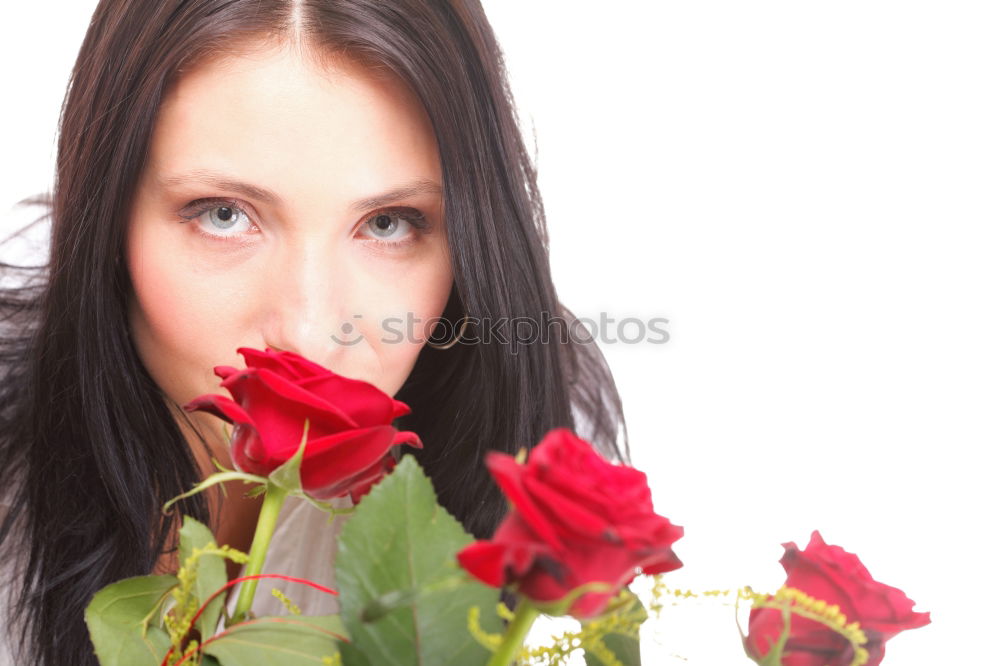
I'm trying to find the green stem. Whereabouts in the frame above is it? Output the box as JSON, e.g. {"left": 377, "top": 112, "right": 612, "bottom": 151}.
{"left": 757, "top": 599, "right": 792, "bottom": 666}
{"left": 487, "top": 600, "right": 540, "bottom": 666}
{"left": 229, "top": 481, "right": 288, "bottom": 624}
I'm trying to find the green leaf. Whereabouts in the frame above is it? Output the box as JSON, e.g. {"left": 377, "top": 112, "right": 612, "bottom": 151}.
{"left": 202, "top": 613, "right": 345, "bottom": 666}
{"left": 293, "top": 489, "right": 356, "bottom": 523}
{"left": 162, "top": 470, "right": 268, "bottom": 514}
{"left": 84, "top": 574, "right": 178, "bottom": 666}
{"left": 335, "top": 454, "right": 504, "bottom": 666}
{"left": 244, "top": 484, "right": 268, "bottom": 499}
{"left": 583, "top": 632, "right": 642, "bottom": 666}
{"left": 178, "top": 516, "right": 229, "bottom": 641}
{"left": 357, "top": 574, "right": 471, "bottom": 623}
{"left": 337, "top": 639, "right": 373, "bottom": 666}
{"left": 582, "top": 588, "right": 647, "bottom": 666}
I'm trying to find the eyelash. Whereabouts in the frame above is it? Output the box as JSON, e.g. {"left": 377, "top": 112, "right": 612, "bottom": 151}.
{"left": 177, "top": 198, "right": 432, "bottom": 249}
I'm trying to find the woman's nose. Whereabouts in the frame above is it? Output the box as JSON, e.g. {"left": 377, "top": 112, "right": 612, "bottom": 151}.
{"left": 260, "top": 237, "right": 353, "bottom": 365}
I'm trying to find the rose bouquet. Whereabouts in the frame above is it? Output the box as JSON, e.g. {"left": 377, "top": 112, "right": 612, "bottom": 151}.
{"left": 83, "top": 347, "right": 929, "bottom": 665}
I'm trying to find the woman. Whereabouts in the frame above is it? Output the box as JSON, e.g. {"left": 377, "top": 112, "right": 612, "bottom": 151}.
{"left": 0, "top": 1, "right": 628, "bottom": 664}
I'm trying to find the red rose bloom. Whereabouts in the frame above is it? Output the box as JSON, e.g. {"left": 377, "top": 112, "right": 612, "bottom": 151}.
{"left": 746, "top": 530, "right": 931, "bottom": 665}
{"left": 183, "top": 346, "right": 422, "bottom": 502}
{"left": 456, "top": 428, "right": 683, "bottom": 619}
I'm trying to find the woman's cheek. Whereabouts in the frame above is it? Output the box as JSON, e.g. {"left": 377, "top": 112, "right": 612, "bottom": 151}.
{"left": 361, "top": 279, "right": 452, "bottom": 396}
{"left": 126, "top": 223, "right": 249, "bottom": 402}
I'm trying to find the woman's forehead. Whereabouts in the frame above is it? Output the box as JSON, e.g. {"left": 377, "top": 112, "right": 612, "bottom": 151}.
{"left": 145, "top": 42, "right": 441, "bottom": 210}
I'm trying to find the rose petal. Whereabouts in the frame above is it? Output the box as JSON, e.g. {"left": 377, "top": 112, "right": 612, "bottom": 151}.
{"left": 223, "top": 368, "right": 358, "bottom": 436}
{"left": 392, "top": 429, "right": 423, "bottom": 450}
{"left": 528, "top": 429, "right": 650, "bottom": 521}
{"left": 183, "top": 394, "right": 274, "bottom": 474}
{"left": 458, "top": 515, "right": 553, "bottom": 588}
{"left": 238, "top": 347, "right": 328, "bottom": 380}
{"left": 230, "top": 424, "right": 278, "bottom": 477}
{"left": 782, "top": 542, "right": 863, "bottom": 621}
{"left": 296, "top": 372, "right": 399, "bottom": 428}
{"left": 391, "top": 399, "right": 412, "bottom": 419}
{"left": 311, "top": 459, "right": 386, "bottom": 501}
{"left": 251, "top": 368, "right": 359, "bottom": 427}
{"left": 635, "top": 543, "right": 685, "bottom": 575}
{"left": 456, "top": 541, "right": 510, "bottom": 587}
{"left": 183, "top": 393, "right": 251, "bottom": 426}
{"left": 615, "top": 513, "right": 683, "bottom": 548}
{"left": 522, "top": 474, "right": 613, "bottom": 542}
{"left": 347, "top": 455, "right": 396, "bottom": 503}
{"left": 298, "top": 425, "right": 398, "bottom": 496}
{"left": 492, "top": 513, "right": 558, "bottom": 578}
{"left": 213, "top": 365, "right": 241, "bottom": 381}
{"left": 485, "top": 452, "right": 564, "bottom": 553}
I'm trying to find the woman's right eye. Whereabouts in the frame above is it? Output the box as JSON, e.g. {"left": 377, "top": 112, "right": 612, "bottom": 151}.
{"left": 179, "top": 199, "right": 259, "bottom": 241}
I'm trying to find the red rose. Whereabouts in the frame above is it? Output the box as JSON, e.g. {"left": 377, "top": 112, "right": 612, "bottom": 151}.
{"left": 183, "top": 347, "right": 422, "bottom": 502}
{"left": 456, "top": 427, "right": 683, "bottom": 619}
{"left": 746, "top": 530, "right": 931, "bottom": 666}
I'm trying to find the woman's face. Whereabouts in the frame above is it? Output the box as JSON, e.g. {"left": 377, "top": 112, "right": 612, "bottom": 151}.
{"left": 126, "top": 42, "right": 452, "bottom": 451}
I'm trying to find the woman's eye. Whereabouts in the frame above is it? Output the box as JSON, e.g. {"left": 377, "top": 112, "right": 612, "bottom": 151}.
{"left": 199, "top": 205, "right": 253, "bottom": 235}
{"left": 178, "top": 202, "right": 429, "bottom": 247}
{"left": 358, "top": 210, "right": 428, "bottom": 245}
{"left": 180, "top": 200, "right": 256, "bottom": 239}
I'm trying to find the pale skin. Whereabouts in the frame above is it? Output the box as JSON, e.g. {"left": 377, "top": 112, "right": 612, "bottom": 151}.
{"left": 125, "top": 40, "right": 453, "bottom": 591}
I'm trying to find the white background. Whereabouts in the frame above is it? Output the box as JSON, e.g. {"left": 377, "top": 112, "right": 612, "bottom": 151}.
{"left": 2, "top": 2, "right": 997, "bottom": 664}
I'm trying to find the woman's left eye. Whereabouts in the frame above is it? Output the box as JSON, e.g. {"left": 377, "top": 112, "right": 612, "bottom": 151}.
{"left": 357, "top": 209, "right": 430, "bottom": 247}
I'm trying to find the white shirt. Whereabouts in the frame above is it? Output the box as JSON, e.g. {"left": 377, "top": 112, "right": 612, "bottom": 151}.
{"left": 221, "top": 491, "right": 352, "bottom": 622}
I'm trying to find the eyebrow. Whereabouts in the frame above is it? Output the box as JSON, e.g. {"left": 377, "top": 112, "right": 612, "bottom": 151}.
{"left": 158, "top": 169, "right": 442, "bottom": 211}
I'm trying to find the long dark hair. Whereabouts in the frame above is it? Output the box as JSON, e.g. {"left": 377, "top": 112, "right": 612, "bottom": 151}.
{"left": 0, "top": 1, "right": 628, "bottom": 664}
